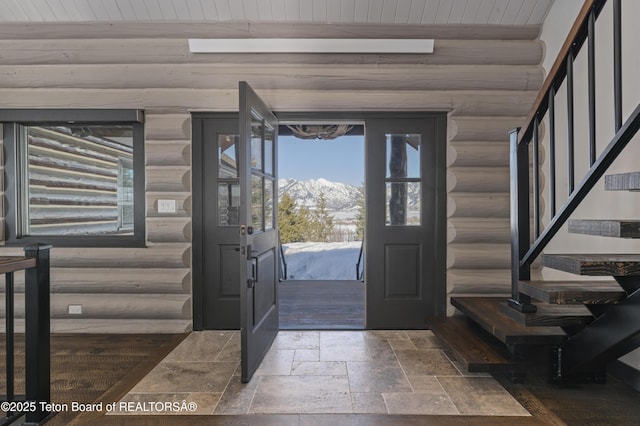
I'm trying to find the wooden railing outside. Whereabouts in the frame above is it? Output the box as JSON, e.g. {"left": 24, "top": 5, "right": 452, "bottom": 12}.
{"left": 1, "top": 244, "right": 52, "bottom": 425}
{"left": 509, "top": 0, "right": 640, "bottom": 312}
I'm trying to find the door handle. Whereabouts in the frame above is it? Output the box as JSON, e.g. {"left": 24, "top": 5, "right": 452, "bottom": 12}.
{"left": 247, "top": 257, "right": 258, "bottom": 288}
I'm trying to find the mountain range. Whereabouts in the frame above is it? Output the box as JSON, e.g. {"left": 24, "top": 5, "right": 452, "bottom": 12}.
{"left": 278, "top": 178, "right": 362, "bottom": 211}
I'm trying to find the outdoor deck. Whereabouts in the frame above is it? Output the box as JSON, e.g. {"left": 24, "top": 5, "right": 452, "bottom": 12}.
{"left": 279, "top": 280, "right": 365, "bottom": 329}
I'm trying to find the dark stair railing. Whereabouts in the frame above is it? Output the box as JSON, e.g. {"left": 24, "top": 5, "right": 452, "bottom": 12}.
{"left": 278, "top": 234, "right": 287, "bottom": 281}
{"left": 2, "top": 244, "right": 52, "bottom": 425}
{"left": 510, "top": 0, "right": 640, "bottom": 377}
{"left": 356, "top": 236, "right": 364, "bottom": 281}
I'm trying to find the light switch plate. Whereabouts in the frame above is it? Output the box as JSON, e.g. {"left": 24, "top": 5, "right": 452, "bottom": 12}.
{"left": 158, "top": 199, "right": 177, "bottom": 213}
{"left": 68, "top": 305, "right": 82, "bottom": 315}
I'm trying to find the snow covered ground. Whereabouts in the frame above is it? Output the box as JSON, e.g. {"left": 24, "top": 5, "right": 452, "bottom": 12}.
{"left": 282, "top": 241, "right": 363, "bottom": 280}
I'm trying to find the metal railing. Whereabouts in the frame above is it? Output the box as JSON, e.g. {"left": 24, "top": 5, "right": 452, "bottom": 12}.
{"left": 278, "top": 234, "right": 287, "bottom": 281}
{"left": 2, "top": 244, "right": 52, "bottom": 425}
{"left": 356, "top": 237, "right": 364, "bottom": 281}
{"left": 509, "top": 0, "right": 640, "bottom": 312}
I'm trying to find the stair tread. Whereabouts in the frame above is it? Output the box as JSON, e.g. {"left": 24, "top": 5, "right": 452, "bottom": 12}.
{"left": 429, "top": 316, "right": 517, "bottom": 373}
{"left": 543, "top": 254, "right": 640, "bottom": 276}
{"left": 605, "top": 171, "right": 640, "bottom": 191}
{"left": 568, "top": 219, "right": 640, "bottom": 239}
{"left": 451, "top": 297, "right": 566, "bottom": 345}
{"left": 519, "top": 280, "right": 626, "bottom": 304}
{"left": 500, "top": 300, "right": 594, "bottom": 327}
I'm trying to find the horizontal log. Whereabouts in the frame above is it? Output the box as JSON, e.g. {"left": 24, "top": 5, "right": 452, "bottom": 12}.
{"left": 0, "top": 319, "right": 192, "bottom": 334}
{"left": 447, "top": 218, "right": 510, "bottom": 244}
{"left": 0, "top": 64, "right": 543, "bottom": 91}
{"left": 447, "top": 268, "right": 511, "bottom": 291}
{"left": 447, "top": 193, "right": 510, "bottom": 218}
{"left": 447, "top": 142, "right": 509, "bottom": 167}
{"left": 447, "top": 243, "right": 511, "bottom": 269}
{"left": 447, "top": 167, "right": 510, "bottom": 193}
{"left": 0, "top": 39, "right": 542, "bottom": 66}
{"left": 450, "top": 116, "right": 526, "bottom": 142}
{"left": 145, "top": 140, "right": 191, "bottom": 166}
{"left": 0, "top": 22, "right": 542, "bottom": 40}
{"left": 0, "top": 244, "right": 192, "bottom": 268}
{"left": 146, "top": 192, "right": 191, "bottom": 217}
{"left": 144, "top": 114, "right": 191, "bottom": 140}
{"left": 0, "top": 294, "right": 190, "bottom": 319}
{"left": 0, "top": 88, "right": 537, "bottom": 116}
{"left": 146, "top": 166, "right": 191, "bottom": 192}
{"left": 9, "top": 267, "right": 190, "bottom": 294}
{"left": 147, "top": 217, "right": 192, "bottom": 243}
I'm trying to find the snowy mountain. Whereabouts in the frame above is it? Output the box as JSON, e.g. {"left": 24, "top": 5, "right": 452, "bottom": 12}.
{"left": 278, "top": 178, "right": 362, "bottom": 211}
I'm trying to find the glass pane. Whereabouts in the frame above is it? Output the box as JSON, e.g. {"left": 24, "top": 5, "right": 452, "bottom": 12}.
{"left": 251, "top": 174, "right": 264, "bottom": 230}
{"left": 26, "top": 125, "right": 135, "bottom": 236}
{"left": 264, "top": 128, "right": 274, "bottom": 176}
{"left": 386, "top": 182, "right": 421, "bottom": 226}
{"left": 218, "top": 134, "right": 239, "bottom": 178}
{"left": 251, "top": 117, "right": 263, "bottom": 171}
{"left": 386, "top": 134, "right": 421, "bottom": 178}
{"left": 265, "top": 178, "right": 274, "bottom": 230}
{"left": 218, "top": 182, "right": 240, "bottom": 226}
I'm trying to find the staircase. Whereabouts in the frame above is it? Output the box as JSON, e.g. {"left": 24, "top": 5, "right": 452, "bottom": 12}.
{"left": 431, "top": 0, "right": 640, "bottom": 384}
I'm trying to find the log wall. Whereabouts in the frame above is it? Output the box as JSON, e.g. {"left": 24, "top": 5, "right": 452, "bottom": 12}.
{"left": 0, "top": 22, "right": 543, "bottom": 329}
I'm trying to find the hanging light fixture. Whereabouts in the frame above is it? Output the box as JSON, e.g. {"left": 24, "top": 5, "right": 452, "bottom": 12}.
{"left": 287, "top": 124, "right": 354, "bottom": 140}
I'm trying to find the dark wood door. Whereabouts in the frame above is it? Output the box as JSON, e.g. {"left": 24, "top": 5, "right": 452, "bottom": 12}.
{"left": 365, "top": 115, "right": 447, "bottom": 328}
{"left": 192, "top": 114, "right": 242, "bottom": 330}
{"left": 239, "top": 82, "right": 279, "bottom": 382}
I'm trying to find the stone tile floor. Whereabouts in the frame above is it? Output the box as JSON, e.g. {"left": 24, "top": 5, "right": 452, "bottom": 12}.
{"left": 111, "top": 330, "right": 530, "bottom": 416}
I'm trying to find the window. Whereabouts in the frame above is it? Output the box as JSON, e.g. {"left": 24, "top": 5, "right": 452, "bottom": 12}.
{"left": 1, "top": 110, "right": 145, "bottom": 247}
{"left": 385, "top": 133, "right": 421, "bottom": 226}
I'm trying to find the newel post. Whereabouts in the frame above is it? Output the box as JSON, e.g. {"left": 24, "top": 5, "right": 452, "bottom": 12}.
{"left": 508, "top": 129, "right": 536, "bottom": 313}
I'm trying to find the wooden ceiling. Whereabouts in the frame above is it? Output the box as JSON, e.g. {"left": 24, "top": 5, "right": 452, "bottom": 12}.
{"left": 0, "top": 0, "right": 554, "bottom": 25}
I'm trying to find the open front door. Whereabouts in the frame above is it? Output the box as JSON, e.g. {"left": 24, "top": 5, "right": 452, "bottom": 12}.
{"left": 239, "top": 82, "right": 279, "bottom": 382}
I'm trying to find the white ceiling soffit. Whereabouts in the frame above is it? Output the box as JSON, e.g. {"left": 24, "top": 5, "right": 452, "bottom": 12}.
{"left": 0, "top": 0, "right": 555, "bottom": 26}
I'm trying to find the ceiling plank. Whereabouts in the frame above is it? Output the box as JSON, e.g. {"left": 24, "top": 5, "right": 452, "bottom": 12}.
{"left": 527, "top": 0, "right": 553, "bottom": 25}
{"left": 488, "top": 0, "right": 509, "bottom": 25}
{"left": 17, "top": 0, "right": 45, "bottom": 21}
{"left": 129, "top": 0, "right": 151, "bottom": 20}
{"left": 284, "top": 0, "right": 301, "bottom": 21}
{"left": 229, "top": 0, "right": 245, "bottom": 19}
{"left": 501, "top": 0, "right": 525, "bottom": 24}
{"left": 313, "top": 0, "right": 327, "bottom": 22}
{"left": 86, "top": 0, "right": 112, "bottom": 21}
{"left": 395, "top": 0, "right": 411, "bottom": 24}
{"left": 326, "top": 0, "right": 340, "bottom": 23}
{"left": 71, "top": 0, "right": 98, "bottom": 20}
{"left": 407, "top": 0, "right": 426, "bottom": 24}
{"left": 272, "top": 0, "right": 287, "bottom": 20}
{"left": 461, "top": 0, "right": 481, "bottom": 24}
{"left": 340, "top": 0, "right": 356, "bottom": 23}
{"left": 353, "top": 0, "right": 367, "bottom": 22}
{"left": 435, "top": 0, "right": 455, "bottom": 24}
{"left": 298, "top": 0, "right": 313, "bottom": 21}
{"left": 367, "top": 0, "right": 383, "bottom": 23}
{"left": 198, "top": 0, "right": 217, "bottom": 20}
{"left": 513, "top": 0, "right": 536, "bottom": 25}
{"left": 449, "top": 0, "right": 468, "bottom": 23}
{"left": 114, "top": 0, "right": 138, "bottom": 20}
{"left": 475, "top": 0, "right": 496, "bottom": 23}
{"left": 244, "top": 0, "right": 260, "bottom": 21}
{"left": 380, "top": 0, "right": 397, "bottom": 23}
{"left": 143, "top": 0, "right": 164, "bottom": 20}
{"left": 256, "top": 0, "right": 273, "bottom": 21}
{"left": 172, "top": 0, "right": 191, "bottom": 20}
{"left": 213, "top": 0, "right": 231, "bottom": 20}
{"left": 421, "top": 0, "right": 440, "bottom": 24}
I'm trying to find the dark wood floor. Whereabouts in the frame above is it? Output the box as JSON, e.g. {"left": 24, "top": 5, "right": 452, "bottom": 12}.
{"left": 2, "top": 334, "right": 640, "bottom": 425}
{"left": 279, "top": 279, "right": 365, "bottom": 329}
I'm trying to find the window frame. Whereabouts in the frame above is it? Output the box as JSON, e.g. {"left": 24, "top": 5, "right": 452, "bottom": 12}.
{"left": 1, "top": 109, "right": 145, "bottom": 248}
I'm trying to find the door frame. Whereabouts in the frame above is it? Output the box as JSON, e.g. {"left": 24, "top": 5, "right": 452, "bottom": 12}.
{"left": 192, "top": 111, "right": 447, "bottom": 330}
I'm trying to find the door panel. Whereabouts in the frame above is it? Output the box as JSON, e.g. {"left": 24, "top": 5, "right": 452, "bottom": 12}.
{"left": 365, "top": 116, "right": 447, "bottom": 328}
{"left": 239, "top": 82, "right": 279, "bottom": 382}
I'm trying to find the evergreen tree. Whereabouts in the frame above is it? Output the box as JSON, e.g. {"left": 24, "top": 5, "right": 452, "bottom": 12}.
{"left": 278, "top": 193, "right": 307, "bottom": 243}
{"left": 308, "top": 191, "right": 334, "bottom": 242}
{"left": 355, "top": 184, "right": 365, "bottom": 241}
